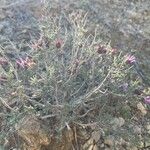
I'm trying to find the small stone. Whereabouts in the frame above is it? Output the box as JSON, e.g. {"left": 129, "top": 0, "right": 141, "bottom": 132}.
{"left": 144, "top": 139, "right": 150, "bottom": 147}
{"left": 83, "top": 138, "right": 94, "bottom": 149}
{"left": 92, "top": 144, "right": 98, "bottom": 150}
{"left": 100, "top": 143, "right": 105, "bottom": 148}
{"left": 91, "top": 130, "right": 101, "bottom": 143}
{"left": 146, "top": 124, "right": 150, "bottom": 134}
{"left": 104, "top": 136, "right": 114, "bottom": 147}
{"left": 0, "top": 11, "right": 6, "bottom": 20}
{"left": 137, "top": 102, "right": 147, "bottom": 115}
{"left": 146, "top": 125, "right": 150, "bottom": 130}
{"left": 111, "top": 117, "right": 125, "bottom": 129}
{"left": 0, "top": 24, "right": 4, "bottom": 32}
{"left": 131, "top": 146, "right": 138, "bottom": 150}
{"left": 133, "top": 125, "right": 142, "bottom": 134}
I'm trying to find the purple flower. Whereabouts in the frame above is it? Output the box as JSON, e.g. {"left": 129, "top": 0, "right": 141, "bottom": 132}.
{"left": 0, "top": 58, "right": 8, "bottom": 65}
{"left": 16, "top": 58, "right": 26, "bottom": 68}
{"left": 125, "top": 54, "right": 136, "bottom": 64}
{"left": 0, "top": 76, "right": 7, "bottom": 85}
{"left": 110, "top": 48, "right": 117, "bottom": 55}
{"left": 144, "top": 96, "right": 150, "bottom": 104}
{"left": 97, "top": 45, "right": 107, "bottom": 54}
{"left": 55, "top": 39, "right": 63, "bottom": 49}
{"left": 16, "top": 57, "right": 35, "bottom": 69}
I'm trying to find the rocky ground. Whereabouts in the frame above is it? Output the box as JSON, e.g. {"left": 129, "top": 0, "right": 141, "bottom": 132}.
{"left": 0, "top": 0, "right": 150, "bottom": 149}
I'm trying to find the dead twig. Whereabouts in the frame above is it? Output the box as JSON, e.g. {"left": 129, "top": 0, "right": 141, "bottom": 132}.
{"left": 40, "top": 114, "right": 59, "bottom": 119}
{"left": 0, "top": 97, "right": 14, "bottom": 111}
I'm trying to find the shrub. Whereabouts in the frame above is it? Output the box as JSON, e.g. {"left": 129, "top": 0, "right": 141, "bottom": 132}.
{"left": 0, "top": 6, "right": 149, "bottom": 149}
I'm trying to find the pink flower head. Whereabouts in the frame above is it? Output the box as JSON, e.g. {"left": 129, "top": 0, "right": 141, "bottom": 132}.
{"left": 31, "top": 36, "right": 44, "bottom": 50}
{"left": 16, "top": 58, "right": 26, "bottom": 68}
{"left": 110, "top": 48, "right": 117, "bottom": 54}
{"left": 0, "top": 76, "right": 7, "bottom": 84}
{"left": 55, "top": 39, "right": 63, "bottom": 49}
{"left": 31, "top": 43, "right": 39, "bottom": 50}
{"left": 144, "top": 96, "right": 150, "bottom": 104}
{"left": 97, "top": 45, "right": 107, "bottom": 54}
{"left": 125, "top": 54, "right": 136, "bottom": 64}
{"left": 0, "top": 57, "right": 8, "bottom": 65}
{"left": 16, "top": 57, "right": 35, "bottom": 69}
{"left": 24, "top": 57, "right": 36, "bottom": 68}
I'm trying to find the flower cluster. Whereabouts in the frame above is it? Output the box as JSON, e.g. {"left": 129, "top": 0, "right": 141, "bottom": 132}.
{"left": 16, "top": 57, "right": 35, "bottom": 69}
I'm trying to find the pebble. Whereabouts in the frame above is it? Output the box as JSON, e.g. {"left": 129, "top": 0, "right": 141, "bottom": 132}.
{"left": 104, "top": 136, "right": 114, "bottom": 147}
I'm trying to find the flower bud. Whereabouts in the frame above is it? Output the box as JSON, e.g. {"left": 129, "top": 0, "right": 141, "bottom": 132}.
{"left": 56, "top": 39, "right": 62, "bottom": 49}
{"left": 97, "top": 45, "right": 107, "bottom": 54}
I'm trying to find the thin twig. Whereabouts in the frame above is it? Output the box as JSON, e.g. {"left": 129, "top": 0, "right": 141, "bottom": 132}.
{"left": 73, "top": 121, "right": 98, "bottom": 128}
{"left": 85, "top": 70, "right": 111, "bottom": 99}
{"left": 76, "top": 108, "right": 94, "bottom": 118}
{"left": 41, "top": 114, "right": 59, "bottom": 119}
{"left": 72, "top": 70, "right": 111, "bottom": 106}
{"left": 0, "top": 97, "right": 14, "bottom": 111}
